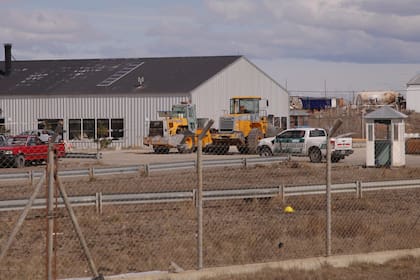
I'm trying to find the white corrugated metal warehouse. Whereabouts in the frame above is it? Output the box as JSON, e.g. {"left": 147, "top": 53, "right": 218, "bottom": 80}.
{"left": 0, "top": 45, "right": 289, "bottom": 148}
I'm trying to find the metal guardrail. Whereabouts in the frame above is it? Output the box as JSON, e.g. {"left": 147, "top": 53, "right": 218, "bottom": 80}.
{"left": 0, "top": 156, "right": 288, "bottom": 182}
{"left": 146, "top": 160, "right": 196, "bottom": 172}
{"left": 1, "top": 179, "right": 420, "bottom": 212}
{"left": 64, "top": 152, "right": 102, "bottom": 159}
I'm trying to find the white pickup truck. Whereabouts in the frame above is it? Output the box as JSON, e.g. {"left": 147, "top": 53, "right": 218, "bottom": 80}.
{"left": 257, "top": 127, "right": 353, "bottom": 163}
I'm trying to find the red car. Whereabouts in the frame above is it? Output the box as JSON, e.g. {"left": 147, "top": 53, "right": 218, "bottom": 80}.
{"left": 0, "top": 135, "right": 66, "bottom": 168}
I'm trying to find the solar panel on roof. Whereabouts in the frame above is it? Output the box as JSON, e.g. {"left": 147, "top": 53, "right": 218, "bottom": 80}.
{"left": 96, "top": 62, "right": 144, "bottom": 87}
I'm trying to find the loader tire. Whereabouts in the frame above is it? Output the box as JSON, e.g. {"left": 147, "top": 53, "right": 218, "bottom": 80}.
{"left": 237, "top": 145, "right": 248, "bottom": 154}
{"left": 246, "top": 128, "right": 263, "bottom": 154}
{"left": 178, "top": 133, "right": 195, "bottom": 153}
{"left": 153, "top": 146, "right": 169, "bottom": 154}
{"left": 266, "top": 124, "right": 278, "bottom": 137}
{"left": 215, "top": 143, "right": 229, "bottom": 155}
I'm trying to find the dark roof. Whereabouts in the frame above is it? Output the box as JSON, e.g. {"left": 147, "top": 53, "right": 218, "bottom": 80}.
{"left": 0, "top": 56, "right": 241, "bottom": 96}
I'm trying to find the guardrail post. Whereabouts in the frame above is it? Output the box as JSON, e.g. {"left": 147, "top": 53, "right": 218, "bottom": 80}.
{"left": 95, "top": 192, "right": 103, "bottom": 214}
{"left": 279, "top": 185, "right": 285, "bottom": 203}
{"left": 29, "top": 170, "right": 34, "bottom": 187}
{"left": 144, "top": 164, "right": 150, "bottom": 177}
{"left": 356, "top": 181, "right": 363, "bottom": 199}
{"left": 89, "top": 167, "right": 94, "bottom": 180}
{"left": 192, "top": 189, "right": 196, "bottom": 207}
{"left": 242, "top": 158, "right": 247, "bottom": 168}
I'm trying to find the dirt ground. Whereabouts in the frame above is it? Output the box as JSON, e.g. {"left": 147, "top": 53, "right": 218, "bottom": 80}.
{"left": 202, "top": 256, "right": 420, "bottom": 280}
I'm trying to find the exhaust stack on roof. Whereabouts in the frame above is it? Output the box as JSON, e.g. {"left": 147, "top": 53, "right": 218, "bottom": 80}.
{"left": 4, "top": 43, "right": 12, "bottom": 76}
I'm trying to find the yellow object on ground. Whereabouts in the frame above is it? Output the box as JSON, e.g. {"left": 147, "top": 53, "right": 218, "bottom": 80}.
{"left": 284, "top": 206, "right": 295, "bottom": 213}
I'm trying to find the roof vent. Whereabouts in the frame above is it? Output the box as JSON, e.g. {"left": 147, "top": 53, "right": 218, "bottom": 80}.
{"left": 137, "top": 76, "right": 145, "bottom": 87}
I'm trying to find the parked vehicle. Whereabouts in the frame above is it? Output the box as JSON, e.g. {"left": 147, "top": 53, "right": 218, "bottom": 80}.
{"left": 257, "top": 127, "right": 353, "bottom": 163}
{"left": 143, "top": 103, "right": 213, "bottom": 154}
{"left": 19, "top": 129, "right": 58, "bottom": 143}
{"left": 209, "top": 96, "right": 278, "bottom": 154}
{"left": 0, "top": 135, "right": 66, "bottom": 167}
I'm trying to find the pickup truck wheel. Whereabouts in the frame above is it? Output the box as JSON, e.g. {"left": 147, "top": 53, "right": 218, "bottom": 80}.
{"left": 259, "top": 146, "right": 273, "bottom": 157}
{"left": 309, "top": 148, "right": 322, "bottom": 163}
{"left": 14, "top": 155, "right": 25, "bottom": 168}
{"left": 331, "top": 155, "right": 341, "bottom": 163}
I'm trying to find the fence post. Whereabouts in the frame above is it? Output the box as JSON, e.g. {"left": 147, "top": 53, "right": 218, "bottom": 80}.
{"left": 196, "top": 119, "right": 213, "bottom": 270}
{"left": 326, "top": 139, "right": 332, "bottom": 257}
{"left": 47, "top": 149, "right": 55, "bottom": 279}
{"left": 196, "top": 137, "right": 203, "bottom": 270}
{"left": 326, "top": 119, "right": 343, "bottom": 257}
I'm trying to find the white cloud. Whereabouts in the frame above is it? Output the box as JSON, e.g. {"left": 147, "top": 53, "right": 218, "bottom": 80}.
{"left": 205, "top": 0, "right": 256, "bottom": 20}
{"left": 0, "top": 8, "right": 104, "bottom": 59}
{"left": 2, "top": 0, "right": 420, "bottom": 65}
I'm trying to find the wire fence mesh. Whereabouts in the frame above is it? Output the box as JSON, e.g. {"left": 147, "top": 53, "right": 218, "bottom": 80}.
{"left": 1, "top": 140, "right": 420, "bottom": 279}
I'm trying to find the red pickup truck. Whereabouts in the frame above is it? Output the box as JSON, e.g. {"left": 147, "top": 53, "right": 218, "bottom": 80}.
{"left": 0, "top": 135, "right": 66, "bottom": 168}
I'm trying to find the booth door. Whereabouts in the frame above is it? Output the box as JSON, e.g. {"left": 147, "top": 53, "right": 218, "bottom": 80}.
{"left": 375, "top": 140, "right": 391, "bottom": 167}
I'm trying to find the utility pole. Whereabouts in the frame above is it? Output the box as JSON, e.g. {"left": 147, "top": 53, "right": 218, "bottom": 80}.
{"left": 324, "top": 80, "right": 327, "bottom": 98}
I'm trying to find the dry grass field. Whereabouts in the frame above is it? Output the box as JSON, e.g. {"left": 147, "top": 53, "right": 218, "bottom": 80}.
{"left": 1, "top": 161, "right": 420, "bottom": 279}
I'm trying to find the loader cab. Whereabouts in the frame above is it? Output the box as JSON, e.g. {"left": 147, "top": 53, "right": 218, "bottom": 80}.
{"left": 230, "top": 97, "right": 261, "bottom": 115}
{"left": 171, "top": 104, "right": 197, "bottom": 132}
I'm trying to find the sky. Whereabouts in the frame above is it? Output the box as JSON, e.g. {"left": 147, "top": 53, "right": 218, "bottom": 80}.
{"left": 1, "top": 0, "right": 420, "bottom": 100}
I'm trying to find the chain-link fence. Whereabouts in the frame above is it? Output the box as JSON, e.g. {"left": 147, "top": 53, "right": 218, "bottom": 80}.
{"left": 1, "top": 140, "right": 420, "bottom": 279}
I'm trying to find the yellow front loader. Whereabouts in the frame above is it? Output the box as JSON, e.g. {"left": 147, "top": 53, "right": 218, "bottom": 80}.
{"left": 209, "top": 96, "right": 277, "bottom": 154}
{"left": 143, "top": 103, "right": 212, "bottom": 154}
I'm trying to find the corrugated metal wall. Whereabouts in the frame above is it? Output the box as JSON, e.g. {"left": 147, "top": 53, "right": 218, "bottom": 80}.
{"left": 407, "top": 85, "right": 420, "bottom": 112}
{"left": 191, "top": 57, "right": 289, "bottom": 129}
{"left": 0, "top": 94, "right": 189, "bottom": 148}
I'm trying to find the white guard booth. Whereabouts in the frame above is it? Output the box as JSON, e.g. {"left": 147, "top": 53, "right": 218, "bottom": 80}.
{"left": 364, "top": 106, "right": 407, "bottom": 167}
